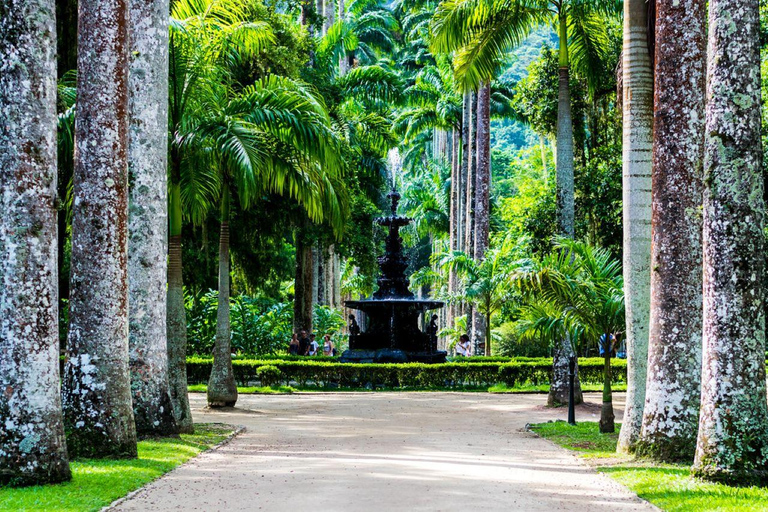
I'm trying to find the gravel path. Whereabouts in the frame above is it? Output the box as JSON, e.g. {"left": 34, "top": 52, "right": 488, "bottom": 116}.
{"left": 111, "top": 392, "right": 656, "bottom": 512}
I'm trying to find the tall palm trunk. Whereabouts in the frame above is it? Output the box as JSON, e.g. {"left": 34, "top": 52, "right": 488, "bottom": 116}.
{"left": 448, "top": 127, "right": 460, "bottom": 333}
{"left": 693, "top": 0, "right": 768, "bottom": 484}
{"left": 600, "top": 334, "right": 615, "bottom": 433}
{"left": 617, "top": 0, "right": 653, "bottom": 454}
{"left": 128, "top": 0, "right": 178, "bottom": 437}
{"left": 637, "top": 0, "right": 705, "bottom": 462}
{"left": 474, "top": 84, "right": 492, "bottom": 355}
{"left": 0, "top": 0, "right": 72, "bottom": 484}
{"left": 208, "top": 187, "right": 238, "bottom": 407}
{"left": 167, "top": 177, "right": 194, "bottom": 433}
{"left": 294, "top": 228, "right": 314, "bottom": 334}
{"left": 556, "top": 13, "right": 575, "bottom": 238}
{"left": 465, "top": 92, "right": 476, "bottom": 259}
{"left": 322, "top": 0, "right": 334, "bottom": 35}
{"left": 63, "top": 0, "right": 138, "bottom": 459}
{"left": 549, "top": 13, "right": 580, "bottom": 405}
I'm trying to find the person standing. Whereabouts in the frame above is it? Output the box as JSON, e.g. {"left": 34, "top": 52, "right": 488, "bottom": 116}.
{"left": 308, "top": 334, "right": 320, "bottom": 356}
{"left": 288, "top": 334, "right": 300, "bottom": 355}
{"left": 298, "top": 330, "right": 310, "bottom": 356}
{"left": 456, "top": 334, "right": 471, "bottom": 357}
{"left": 322, "top": 335, "right": 335, "bottom": 357}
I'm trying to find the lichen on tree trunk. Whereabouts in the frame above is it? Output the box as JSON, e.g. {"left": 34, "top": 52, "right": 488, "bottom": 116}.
{"left": 637, "top": 0, "right": 705, "bottom": 463}
{"left": 128, "top": 0, "right": 178, "bottom": 438}
{"left": 474, "top": 84, "right": 492, "bottom": 355}
{"left": 692, "top": 0, "right": 768, "bottom": 485}
{"left": 548, "top": 337, "right": 582, "bottom": 407}
{"left": 62, "top": 0, "right": 138, "bottom": 459}
{"left": 617, "top": 0, "right": 653, "bottom": 454}
{"left": 0, "top": 0, "right": 72, "bottom": 485}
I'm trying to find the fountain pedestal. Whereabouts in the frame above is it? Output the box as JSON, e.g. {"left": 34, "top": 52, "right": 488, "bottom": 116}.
{"left": 341, "top": 189, "right": 447, "bottom": 364}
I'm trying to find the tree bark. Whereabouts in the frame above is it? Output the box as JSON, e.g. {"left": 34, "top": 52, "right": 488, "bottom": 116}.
{"left": 556, "top": 14, "right": 575, "bottom": 238}
{"left": 128, "top": 0, "right": 178, "bottom": 438}
{"left": 63, "top": 0, "right": 138, "bottom": 459}
{"left": 322, "top": 0, "right": 334, "bottom": 36}
{"left": 208, "top": 188, "right": 238, "bottom": 407}
{"left": 692, "top": 0, "right": 768, "bottom": 485}
{"left": 294, "top": 231, "right": 314, "bottom": 334}
{"left": 474, "top": 84, "right": 491, "bottom": 355}
{"left": 0, "top": 0, "right": 72, "bottom": 485}
{"left": 465, "top": 92, "right": 476, "bottom": 259}
{"left": 167, "top": 179, "right": 194, "bottom": 433}
{"left": 548, "top": 337, "right": 583, "bottom": 406}
{"left": 600, "top": 342, "right": 615, "bottom": 433}
{"left": 338, "top": 0, "right": 349, "bottom": 76}
{"left": 617, "top": 0, "right": 654, "bottom": 454}
{"left": 637, "top": 0, "right": 705, "bottom": 462}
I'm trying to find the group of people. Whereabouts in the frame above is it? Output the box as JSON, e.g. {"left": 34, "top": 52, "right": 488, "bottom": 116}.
{"left": 289, "top": 330, "right": 336, "bottom": 357}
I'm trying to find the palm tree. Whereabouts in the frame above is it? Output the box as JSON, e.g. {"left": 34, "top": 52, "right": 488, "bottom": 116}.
{"left": 181, "top": 77, "right": 347, "bottom": 407}
{"left": 439, "top": 238, "right": 525, "bottom": 354}
{"left": 166, "top": 0, "right": 275, "bottom": 426}
{"left": 636, "top": 0, "right": 705, "bottom": 463}
{"left": 430, "top": 0, "right": 618, "bottom": 238}
{"left": 616, "top": 0, "right": 653, "bottom": 454}
{"left": 0, "top": 0, "right": 72, "bottom": 485}
{"left": 692, "top": 0, "right": 768, "bottom": 484}
{"left": 63, "top": 0, "right": 138, "bottom": 459}
{"left": 128, "top": 0, "right": 179, "bottom": 438}
{"left": 514, "top": 239, "right": 624, "bottom": 423}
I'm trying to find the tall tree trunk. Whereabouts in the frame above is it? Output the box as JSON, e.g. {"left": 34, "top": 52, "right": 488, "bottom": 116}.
{"left": 294, "top": 231, "right": 314, "bottom": 334}
{"left": 556, "top": 13, "right": 575, "bottom": 238}
{"left": 208, "top": 188, "right": 238, "bottom": 407}
{"left": 0, "top": 0, "right": 72, "bottom": 484}
{"left": 474, "top": 84, "right": 492, "bottom": 355}
{"left": 600, "top": 337, "right": 615, "bottom": 433}
{"left": 548, "top": 337, "right": 583, "bottom": 406}
{"left": 338, "top": 0, "right": 349, "bottom": 76}
{"left": 448, "top": 127, "right": 459, "bottom": 333}
{"left": 128, "top": 0, "right": 178, "bottom": 438}
{"left": 465, "top": 92, "right": 476, "bottom": 258}
{"left": 312, "top": 244, "right": 321, "bottom": 305}
{"left": 617, "top": 0, "right": 654, "bottom": 454}
{"left": 637, "top": 0, "right": 705, "bottom": 462}
{"left": 693, "top": 0, "right": 768, "bottom": 484}
{"left": 167, "top": 177, "right": 193, "bottom": 433}
{"left": 63, "top": 0, "right": 138, "bottom": 459}
{"left": 322, "top": 0, "right": 334, "bottom": 36}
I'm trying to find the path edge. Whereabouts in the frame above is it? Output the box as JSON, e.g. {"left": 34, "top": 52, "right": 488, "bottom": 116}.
{"left": 102, "top": 424, "right": 247, "bottom": 511}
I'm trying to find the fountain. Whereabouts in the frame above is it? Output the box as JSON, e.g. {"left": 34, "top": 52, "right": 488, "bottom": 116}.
{"left": 341, "top": 189, "right": 447, "bottom": 363}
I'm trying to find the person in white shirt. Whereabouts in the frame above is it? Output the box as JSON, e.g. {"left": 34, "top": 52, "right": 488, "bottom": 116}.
{"left": 308, "top": 334, "right": 320, "bottom": 356}
{"left": 456, "top": 334, "right": 471, "bottom": 357}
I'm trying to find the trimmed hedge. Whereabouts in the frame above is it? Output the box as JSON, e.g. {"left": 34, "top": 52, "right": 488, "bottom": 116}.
{"left": 186, "top": 357, "right": 627, "bottom": 389}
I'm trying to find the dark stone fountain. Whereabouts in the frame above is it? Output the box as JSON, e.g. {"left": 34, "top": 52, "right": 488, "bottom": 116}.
{"left": 341, "top": 189, "right": 447, "bottom": 364}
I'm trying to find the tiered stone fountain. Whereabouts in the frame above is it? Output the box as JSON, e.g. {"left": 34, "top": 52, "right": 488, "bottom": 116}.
{"left": 341, "top": 189, "right": 447, "bottom": 363}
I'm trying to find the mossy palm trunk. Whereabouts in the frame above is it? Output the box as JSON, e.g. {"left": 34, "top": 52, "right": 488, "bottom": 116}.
{"left": 692, "top": 0, "right": 768, "bottom": 484}
{"left": 0, "top": 0, "right": 72, "bottom": 484}
{"left": 556, "top": 14, "right": 574, "bottom": 239}
{"left": 638, "top": 0, "right": 705, "bottom": 463}
{"left": 617, "top": 0, "right": 653, "bottom": 454}
{"left": 475, "top": 84, "right": 491, "bottom": 355}
{"left": 128, "top": 0, "right": 178, "bottom": 438}
{"left": 63, "top": 0, "right": 138, "bottom": 459}
{"left": 167, "top": 179, "right": 194, "bottom": 433}
{"left": 208, "top": 188, "right": 238, "bottom": 407}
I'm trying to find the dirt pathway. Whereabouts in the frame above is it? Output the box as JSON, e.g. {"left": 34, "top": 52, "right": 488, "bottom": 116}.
{"left": 111, "top": 392, "right": 655, "bottom": 511}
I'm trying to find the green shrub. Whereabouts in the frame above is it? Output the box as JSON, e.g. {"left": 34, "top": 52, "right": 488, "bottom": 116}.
{"left": 185, "top": 357, "right": 629, "bottom": 389}
{"left": 256, "top": 365, "right": 283, "bottom": 387}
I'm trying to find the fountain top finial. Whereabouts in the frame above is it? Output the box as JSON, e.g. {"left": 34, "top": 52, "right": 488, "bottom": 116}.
{"left": 387, "top": 188, "right": 401, "bottom": 215}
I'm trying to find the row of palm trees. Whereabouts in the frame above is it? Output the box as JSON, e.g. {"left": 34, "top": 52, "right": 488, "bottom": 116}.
{"left": 427, "top": 0, "right": 767, "bottom": 485}
{"left": 0, "top": 0, "right": 360, "bottom": 485}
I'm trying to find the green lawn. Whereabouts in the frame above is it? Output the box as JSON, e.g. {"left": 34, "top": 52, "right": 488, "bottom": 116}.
{"left": 530, "top": 421, "right": 768, "bottom": 511}
{"left": 0, "top": 424, "right": 235, "bottom": 512}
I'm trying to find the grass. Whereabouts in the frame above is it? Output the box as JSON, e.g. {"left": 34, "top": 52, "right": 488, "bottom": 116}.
{"left": 530, "top": 421, "right": 768, "bottom": 511}
{"left": 188, "top": 383, "right": 626, "bottom": 394}
{"left": 0, "top": 424, "right": 236, "bottom": 512}
{"left": 187, "top": 383, "right": 295, "bottom": 394}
